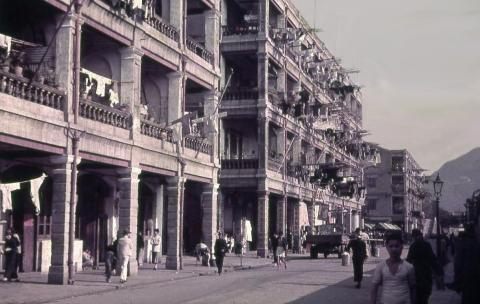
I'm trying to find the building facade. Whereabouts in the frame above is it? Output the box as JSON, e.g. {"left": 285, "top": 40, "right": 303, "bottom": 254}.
{"left": 218, "top": 0, "right": 376, "bottom": 257}
{"left": 0, "top": 0, "right": 221, "bottom": 284}
{"left": 0, "top": 0, "right": 376, "bottom": 284}
{"left": 364, "top": 148, "right": 425, "bottom": 232}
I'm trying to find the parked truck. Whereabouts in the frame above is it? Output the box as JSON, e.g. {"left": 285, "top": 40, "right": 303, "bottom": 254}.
{"left": 307, "top": 233, "right": 349, "bottom": 259}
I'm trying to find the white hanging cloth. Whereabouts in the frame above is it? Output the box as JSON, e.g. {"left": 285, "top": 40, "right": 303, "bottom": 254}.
{"left": 0, "top": 182, "right": 21, "bottom": 213}
{"left": 244, "top": 219, "right": 252, "bottom": 242}
{"left": 0, "top": 34, "right": 12, "bottom": 55}
{"left": 30, "top": 174, "right": 47, "bottom": 214}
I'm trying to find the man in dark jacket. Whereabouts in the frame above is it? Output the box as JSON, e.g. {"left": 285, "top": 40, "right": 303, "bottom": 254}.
{"left": 2, "top": 228, "right": 20, "bottom": 282}
{"left": 454, "top": 223, "right": 480, "bottom": 304}
{"left": 271, "top": 233, "right": 279, "bottom": 264}
{"left": 406, "top": 229, "right": 439, "bottom": 304}
{"left": 346, "top": 228, "right": 367, "bottom": 288}
{"left": 214, "top": 233, "right": 228, "bottom": 275}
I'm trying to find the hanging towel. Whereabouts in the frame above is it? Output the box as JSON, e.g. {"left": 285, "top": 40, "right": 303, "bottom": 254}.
{"left": 0, "top": 34, "right": 12, "bottom": 55}
{"left": 0, "top": 183, "right": 21, "bottom": 213}
{"left": 30, "top": 174, "right": 47, "bottom": 214}
{"left": 244, "top": 220, "right": 252, "bottom": 242}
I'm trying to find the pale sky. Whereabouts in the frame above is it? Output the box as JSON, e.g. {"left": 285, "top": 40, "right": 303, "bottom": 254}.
{"left": 291, "top": 0, "right": 480, "bottom": 172}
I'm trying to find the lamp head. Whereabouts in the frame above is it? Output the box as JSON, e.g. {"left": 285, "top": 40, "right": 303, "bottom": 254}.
{"left": 433, "top": 173, "right": 444, "bottom": 198}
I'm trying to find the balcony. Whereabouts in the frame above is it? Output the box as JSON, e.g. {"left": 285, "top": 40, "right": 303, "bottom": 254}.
{"left": 0, "top": 70, "right": 65, "bottom": 111}
{"left": 222, "top": 25, "right": 259, "bottom": 36}
{"left": 140, "top": 119, "right": 173, "bottom": 143}
{"left": 223, "top": 89, "right": 258, "bottom": 101}
{"left": 145, "top": 16, "right": 180, "bottom": 42}
{"left": 268, "top": 152, "right": 284, "bottom": 172}
{"left": 79, "top": 99, "right": 131, "bottom": 129}
{"left": 183, "top": 136, "right": 213, "bottom": 155}
{"left": 392, "top": 184, "right": 405, "bottom": 194}
{"left": 186, "top": 37, "right": 213, "bottom": 64}
{"left": 221, "top": 158, "right": 259, "bottom": 170}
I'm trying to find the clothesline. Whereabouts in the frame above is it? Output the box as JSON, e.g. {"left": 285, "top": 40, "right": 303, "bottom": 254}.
{"left": 0, "top": 174, "right": 47, "bottom": 214}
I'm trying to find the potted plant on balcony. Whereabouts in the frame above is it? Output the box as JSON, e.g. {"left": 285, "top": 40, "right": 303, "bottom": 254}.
{"left": 0, "top": 49, "right": 10, "bottom": 72}
{"left": 10, "top": 51, "right": 25, "bottom": 77}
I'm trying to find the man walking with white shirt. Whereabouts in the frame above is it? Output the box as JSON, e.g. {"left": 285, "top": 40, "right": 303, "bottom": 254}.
{"left": 117, "top": 230, "right": 133, "bottom": 284}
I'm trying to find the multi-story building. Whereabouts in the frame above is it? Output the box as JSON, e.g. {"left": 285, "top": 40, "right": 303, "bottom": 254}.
{"left": 0, "top": 0, "right": 221, "bottom": 284}
{"left": 364, "top": 148, "right": 425, "bottom": 232}
{"left": 0, "top": 0, "right": 376, "bottom": 284}
{"left": 218, "top": 0, "right": 376, "bottom": 257}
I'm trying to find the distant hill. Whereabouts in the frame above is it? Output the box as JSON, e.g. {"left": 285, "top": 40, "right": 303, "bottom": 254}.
{"left": 432, "top": 147, "right": 480, "bottom": 212}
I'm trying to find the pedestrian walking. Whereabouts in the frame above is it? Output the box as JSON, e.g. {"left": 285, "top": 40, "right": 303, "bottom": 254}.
{"left": 346, "top": 229, "right": 367, "bottom": 288}
{"left": 117, "top": 230, "right": 133, "bottom": 284}
{"left": 453, "top": 223, "right": 480, "bottom": 304}
{"left": 214, "top": 232, "right": 228, "bottom": 275}
{"left": 151, "top": 229, "right": 161, "bottom": 270}
{"left": 406, "top": 229, "right": 439, "bottom": 304}
{"left": 370, "top": 233, "right": 416, "bottom": 304}
{"left": 2, "top": 228, "right": 20, "bottom": 282}
{"left": 276, "top": 232, "right": 288, "bottom": 269}
{"left": 13, "top": 233, "right": 23, "bottom": 273}
{"left": 271, "top": 233, "right": 279, "bottom": 265}
{"left": 137, "top": 232, "right": 145, "bottom": 267}
{"left": 105, "top": 243, "right": 116, "bottom": 283}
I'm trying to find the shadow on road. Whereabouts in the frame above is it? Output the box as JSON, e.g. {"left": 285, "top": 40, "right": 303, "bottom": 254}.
{"left": 288, "top": 270, "right": 374, "bottom": 304}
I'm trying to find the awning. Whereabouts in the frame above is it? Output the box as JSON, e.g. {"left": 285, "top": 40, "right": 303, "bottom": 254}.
{"left": 376, "top": 222, "right": 401, "bottom": 231}
{"left": 364, "top": 223, "right": 375, "bottom": 230}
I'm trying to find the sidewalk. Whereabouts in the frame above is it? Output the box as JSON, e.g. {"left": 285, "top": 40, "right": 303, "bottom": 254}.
{"left": 0, "top": 253, "right": 272, "bottom": 304}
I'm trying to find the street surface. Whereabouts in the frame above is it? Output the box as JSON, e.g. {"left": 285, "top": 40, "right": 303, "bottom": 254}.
{"left": 47, "top": 255, "right": 457, "bottom": 304}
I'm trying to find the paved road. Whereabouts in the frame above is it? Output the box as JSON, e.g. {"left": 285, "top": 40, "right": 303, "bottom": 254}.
{"left": 50, "top": 256, "right": 386, "bottom": 304}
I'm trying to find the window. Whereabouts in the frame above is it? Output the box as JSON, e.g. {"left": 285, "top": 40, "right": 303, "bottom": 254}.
{"left": 37, "top": 215, "right": 51, "bottom": 237}
{"left": 392, "top": 197, "right": 405, "bottom": 214}
{"left": 367, "top": 177, "right": 377, "bottom": 188}
{"left": 367, "top": 199, "right": 377, "bottom": 210}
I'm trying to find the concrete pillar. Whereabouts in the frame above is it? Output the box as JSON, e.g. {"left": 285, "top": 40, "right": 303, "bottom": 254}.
{"left": 168, "top": 0, "right": 184, "bottom": 41}
{"left": 277, "top": 68, "right": 286, "bottom": 102}
{"left": 276, "top": 196, "right": 286, "bottom": 234}
{"left": 344, "top": 207, "right": 352, "bottom": 234}
{"left": 154, "top": 184, "right": 164, "bottom": 254}
{"left": 258, "top": 0, "right": 270, "bottom": 35}
{"left": 257, "top": 53, "right": 269, "bottom": 106}
{"left": 218, "top": 190, "right": 224, "bottom": 233}
{"left": 48, "top": 155, "right": 74, "bottom": 285}
{"left": 204, "top": 91, "right": 219, "bottom": 163}
{"left": 55, "top": 13, "right": 80, "bottom": 121}
{"left": 257, "top": 191, "right": 269, "bottom": 258}
{"left": 307, "top": 203, "right": 315, "bottom": 234}
{"left": 292, "top": 201, "right": 301, "bottom": 253}
{"left": 258, "top": 115, "right": 269, "bottom": 170}
{"left": 116, "top": 167, "right": 141, "bottom": 276}
{"left": 352, "top": 210, "right": 360, "bottom": 231}
{"left": 165, "top": 176, "right": 185, "bottom": 270}
{"left": 201, "top": 183, "right": 219, "bottom": 254}
{"left": 120, "top": 47, "right": 143, "bottom": 139}
{"left": 204, "top": 9, "right": 219, "bottom": 68}
{"left": 167, "top": 71, "right": 183, "bottom": 123}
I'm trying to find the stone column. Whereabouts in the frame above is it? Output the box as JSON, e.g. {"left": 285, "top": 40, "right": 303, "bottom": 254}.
{"left": 55, "top": 13, "right": 80, "bottom": 121}
{"left": 218, "top": 190, "right": 224, "bottom": 233}
{"left": 167, "top": 71, "right": 183, "bottom": 123}
{"left": 154, "top": 184, "right": 164, "bottom": 254}
{"left": 258, "top": 114, "right": 269, "bottom": 170}
{"left": 165, "top": 176, "right": 185, "bottom": 270}
{"left": 307, "top": 202, "right": 315, "bottom": 234}
{"left": 292, "top": 201, "right": 301, "bottom": 253}
{"left": 257, "top": 191, "right": 269, "bottom": 258}
{"left": 204, "top": 8, "right": 220, "bottom": 68}
{"left": 258, "top": 0, "right": 270, "bottom": 36}
{"left": 201, "top": 183, "right": 219, "bottom": 254}
{"left": 168, "top": 0, "right": 184, "bottom": 43}
{"left": 344, "top": 207, "right": 352, "bottom": 234}
{"left": 351, "top": 210, "right": 360, "bottom": 231}
{"left": 276, "top": 196, "right": 286, "bottom": 234}
{"left": 204, "top": 91, "right": 219, "bottom": 163}
{"left": 257, "top": 53, "right": 269, "bottom": 106}
{"left": 48, "top": 156, "right": 74, "bottom": 285}
{"left": 116, "top": 167, "right": 141, "bottom": 276}
{"left": 120, "top": 47, "right": 143, "bottom": 139}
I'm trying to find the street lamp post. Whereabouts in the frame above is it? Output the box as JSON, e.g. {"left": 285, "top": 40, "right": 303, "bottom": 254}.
{"left": 432, "top": 173, "right": 444, "bottom": 289}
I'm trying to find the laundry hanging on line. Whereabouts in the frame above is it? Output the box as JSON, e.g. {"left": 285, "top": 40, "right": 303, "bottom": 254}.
{"left": 0, "top": 183, "right": 21, "bottom": 213}
{"left": 0, "top": 174, "right": 47, "bottom": 214}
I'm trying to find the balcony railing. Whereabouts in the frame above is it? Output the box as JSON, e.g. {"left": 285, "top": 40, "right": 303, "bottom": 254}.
{"left": 186, "top": 37, "right": 213, "bottom": 64}
{"left": 221, "top": 158, "right": 259, "bottom": 169}
{"left": 0, "top": 70, "right": 65, "bottom": 110}
{"left": 183, "top": 136, "right": 213, "bottom": 155}
{"left": 79, "top": 99, "right": 131, "bottom": 129}
{"left": 222, "top": 25, "right": 259, "bottom": 36}
{"left": 223, "top": 89, "right": 258, "bottom": 100}
{"left": 140, "top": 119, "right": 173, "bottom": 143}
{"left": 145, "top": 16, "right": 179, "bottom": 42}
